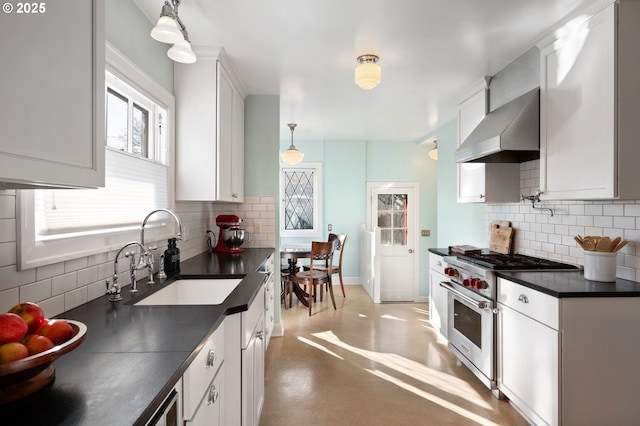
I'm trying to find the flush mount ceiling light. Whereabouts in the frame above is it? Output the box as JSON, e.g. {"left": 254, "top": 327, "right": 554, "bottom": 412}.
{"left": 355, "top": 54, "right": 381, "bottom": 90}
{"left": 280, "top": 123, "right": 304, "bottom": 165}
{"left": 151, "top": 0, "right": 196, "bottom": 64}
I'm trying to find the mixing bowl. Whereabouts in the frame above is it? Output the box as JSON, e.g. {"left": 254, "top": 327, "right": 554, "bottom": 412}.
{"left": 222, "top": 228, "right": 246, "bottom": 249}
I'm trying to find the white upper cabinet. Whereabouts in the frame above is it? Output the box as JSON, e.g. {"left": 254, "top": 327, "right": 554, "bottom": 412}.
{"left": 457, "top": 84, "right": 520, "bottom": 203}
{"left": 539, "top": 0, "right": 640, "bottom": 200}
{"left": 0, "top": 0, "right": 105, "bottom": 189}
{"left": 175, "top": 48, "right": 245, "bottom": 202}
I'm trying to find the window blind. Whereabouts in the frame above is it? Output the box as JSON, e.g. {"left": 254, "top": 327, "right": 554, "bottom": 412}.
{"left": 35, "top": 148, "right": 168, "bottom": 237}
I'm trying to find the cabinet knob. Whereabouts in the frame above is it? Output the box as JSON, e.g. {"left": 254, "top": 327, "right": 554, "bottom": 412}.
{"left": 206, "top": 350, "right": 217, "bottom": 368}
{"left": 206, "top": 384, "right": 219, "bottom": 405}
{"left": 518, "top": 294, "right": 529, "bottom": 304}
{"left": 479, "top": 194, "right": 485, "bottom": 199}
{"left": 256, "top": 329, "right": 264, "bottom": 340}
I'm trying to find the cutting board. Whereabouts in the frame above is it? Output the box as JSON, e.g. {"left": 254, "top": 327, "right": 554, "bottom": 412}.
{"left": 490, "top": 221, "right": 514, "bottom": 254}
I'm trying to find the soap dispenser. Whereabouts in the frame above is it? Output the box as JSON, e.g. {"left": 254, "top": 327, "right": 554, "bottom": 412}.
{"left": 163, "top": 238, "right": 180, "bottom": 276}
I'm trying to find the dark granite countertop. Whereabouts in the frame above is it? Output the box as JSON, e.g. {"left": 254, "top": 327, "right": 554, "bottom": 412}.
{"left": 429, "top": 248, "right": 640, "bottom": 298}
{"left": 0, "top": 248, "right": 275, "bottom": 425}
{"left": 496, "top": 270, "right": 640, "bottom": 298}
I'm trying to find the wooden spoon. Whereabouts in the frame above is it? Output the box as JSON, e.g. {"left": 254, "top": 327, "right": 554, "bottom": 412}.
{"left": 582, "top": 237, "right": 596, "bottom": 251}
{"left": 613, "top": 239, "right": 628, "bottom": 252}
{"left": 608, "top": 237, "right": 621, "bottom": 252}
{"left": 596, "top": 237, "right": 611, "bottom": 252}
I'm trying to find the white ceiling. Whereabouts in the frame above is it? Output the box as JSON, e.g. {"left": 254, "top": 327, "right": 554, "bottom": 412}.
{"left": 133, "top": 0, "right": 588, "bottom": 143}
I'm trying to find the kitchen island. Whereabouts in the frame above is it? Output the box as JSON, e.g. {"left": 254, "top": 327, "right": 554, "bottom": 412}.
{"left": 0, "top": 248, "right": 274, "bottom": 426}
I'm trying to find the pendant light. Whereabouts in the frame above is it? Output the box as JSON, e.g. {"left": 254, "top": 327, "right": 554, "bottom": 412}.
{"left": 355, "top": 54, "right": 381, "bottom": 90}
{"left": 281, "top": 123, "right": 304, "bottom": 165}
{"left": 150, "top": 0, "right": 196, "bottom": 64}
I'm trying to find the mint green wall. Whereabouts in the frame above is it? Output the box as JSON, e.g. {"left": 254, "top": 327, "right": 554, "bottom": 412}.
{"left": 244, "top": 96, "right": 280, "bottom": 196}
{"left": 278, "top": 137, "right": 438, "bottom": 299}
{"left": 436, "top": 119, "right": 486, "bottom": 247}
{"left": 106, "top": 0, "right": 174, "bottom": 93}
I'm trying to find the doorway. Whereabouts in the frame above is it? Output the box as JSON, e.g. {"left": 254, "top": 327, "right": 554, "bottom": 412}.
{"left": 366, "top": 182, "right": 419, "bottom": 302}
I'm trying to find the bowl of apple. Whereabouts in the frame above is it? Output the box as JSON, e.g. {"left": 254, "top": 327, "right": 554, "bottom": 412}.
{"left": 0, "top": 303, "right": 87, "bottom": 404}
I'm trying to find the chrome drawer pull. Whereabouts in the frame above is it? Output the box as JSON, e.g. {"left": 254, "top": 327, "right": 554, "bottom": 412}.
{"left": 206, "top": 350, "right": 217, "bottom": 367}
{"left": 207, "top": 384, "right": 219, "bottom": 405}
{"left": 518, "top": 294, "right": 529, "bottom": 304}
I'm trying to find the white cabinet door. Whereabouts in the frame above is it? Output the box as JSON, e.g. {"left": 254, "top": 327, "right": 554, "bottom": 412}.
{"left": 175, "top": 52, "right": 244, "bottom": 202}
{"left": 217, "top": 62, "right": 234, "bottom": 202}
{"left": 0, "top": 0, "right": 105, "bottom": 189}
{"left": 231, "top": 88, "right": 245, "bottom": 202}
{"left": 242, "top": 315, "right": 265, "bottom": 426}
{"left": 457, "top": 88, "right": 487, "bottom": 203}
{"left": 428, "top": 254, "right": 448, "bottom": 340}
{"left": 539, "top": 3, "right": 615, "bottom": 200}
{"left": 498, "top": 304, "right": 559, "bottom": 426}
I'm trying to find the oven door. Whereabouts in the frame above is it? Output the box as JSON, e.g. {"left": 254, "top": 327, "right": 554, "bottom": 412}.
{"left": 440, "top": 281, "right": 495, "bottom": 388}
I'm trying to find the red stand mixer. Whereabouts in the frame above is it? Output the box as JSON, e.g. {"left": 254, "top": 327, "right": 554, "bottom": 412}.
{"left": 212, "top": 215, "right": 246, "bottom": 253}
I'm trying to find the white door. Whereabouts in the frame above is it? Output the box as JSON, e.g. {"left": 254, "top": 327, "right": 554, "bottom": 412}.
{"left": 367, "top": 183, "right": 418, "bottom": 302}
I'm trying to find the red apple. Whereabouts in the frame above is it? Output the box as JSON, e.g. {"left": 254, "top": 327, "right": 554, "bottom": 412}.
{"left": 23, "top": 334, "right": 55, "bottom": 355}
{"left": 39, "top": 319, "right": 73, "bottom": 345}
{"left": 0, "top": 342, "right": 29, "bottom": 364}
{"left": 8, "top": 302, "right": 45, "bottom": 334}
{"left": 0, "top": 312, "right": 29, "bottom": 345}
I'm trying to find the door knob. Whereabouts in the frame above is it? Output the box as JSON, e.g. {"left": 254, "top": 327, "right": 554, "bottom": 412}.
{"left": 409, "top": 249, "right": 413, "bottom": 253}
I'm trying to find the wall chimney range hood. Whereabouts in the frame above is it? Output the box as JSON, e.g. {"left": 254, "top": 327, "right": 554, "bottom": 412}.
{"left": 455, "top": 87, "right": 540, "bottom": 163}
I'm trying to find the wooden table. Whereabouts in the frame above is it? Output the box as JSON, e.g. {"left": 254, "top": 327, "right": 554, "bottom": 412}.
{"left": 280, "top": 247, "right": 311, "bottom": 307}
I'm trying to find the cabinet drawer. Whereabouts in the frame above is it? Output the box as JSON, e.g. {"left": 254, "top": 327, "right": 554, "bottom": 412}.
{"left": 429, "top": 253, "right": 447, "bottom": 275}
{"left": 498, "top": 278, "right": 559, "bottom": 329}
{"left": 242, "top": 286, "right": 265, "bottom": 348}
{"left": 183, "top": 321, "right": 225, "bottom": 421}
{"left": 186, "top": 368, "right": 224, "bottom": 426}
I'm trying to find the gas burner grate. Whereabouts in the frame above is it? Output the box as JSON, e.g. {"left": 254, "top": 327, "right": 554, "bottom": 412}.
{"left": 457, "top": 253, "right": 579, "bottom": 271}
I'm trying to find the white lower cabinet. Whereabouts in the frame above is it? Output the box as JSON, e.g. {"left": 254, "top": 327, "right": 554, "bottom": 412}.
{"left": 428, "top": 253, "right": 449, "bottom": 340}
{"left": 498, "top": 277, "right": 640, "bottom": 425}
{"left": 498, "top": 285, "right": 558, "bottom": 426}
{"left": 224, "top": 286, "right": 266, "bottom": 426}
{"left": 183, "top": 320, "right": 225, "bottom": 425}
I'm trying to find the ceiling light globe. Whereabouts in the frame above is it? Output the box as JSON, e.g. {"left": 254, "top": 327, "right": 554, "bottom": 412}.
{"left": 428, "top": 148, "right": 438, "bottom": 160}
{"left": 355, "top": 61, "right": 381, "bottom": 90}
{"left": 281, "top": 148, "right": 304, "bottom": 165}
{"left": 151, "top": 16, "right": 183, "bottom": 44}
{"left": 168, "top": 39, "right": 197, "bottom": 64}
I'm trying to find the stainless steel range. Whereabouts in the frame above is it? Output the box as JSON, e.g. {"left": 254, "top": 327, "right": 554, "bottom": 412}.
{"left": 439, "top": 253, "right": 578, "bottom": 395}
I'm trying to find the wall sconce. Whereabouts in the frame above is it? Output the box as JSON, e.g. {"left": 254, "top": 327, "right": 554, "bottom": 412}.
{"left": 280, "top": 123, "right": 304, "bottom": 165}
{"left": 428, "top": 139, "right": 438, "bottom": 160}
{"left": 355, "top": 54, "right": 381, "bottom": 90}
{"left": 151, "top": 0, "right": 196, "bottom": 64}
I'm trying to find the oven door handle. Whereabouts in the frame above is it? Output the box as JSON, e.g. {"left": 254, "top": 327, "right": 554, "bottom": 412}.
{"left": 439, "top": 281, "right": 491, "bottom": 310}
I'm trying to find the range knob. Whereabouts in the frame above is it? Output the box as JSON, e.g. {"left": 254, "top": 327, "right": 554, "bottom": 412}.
{"left": 462, "top": 278, "right": 471, "bottom": 287}
{"left": 444, "top": 267, "right": 458, "bottom": 277}
{"left": 474, "top": 279, "right": 487, "bottom": 290}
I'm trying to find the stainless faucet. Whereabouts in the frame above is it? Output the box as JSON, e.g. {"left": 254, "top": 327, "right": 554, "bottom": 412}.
{"left": 140, "top": 209, "right": 183, "bottom": 284}
{"left": 105, "top": 241, "right": 148, "bottom": 300}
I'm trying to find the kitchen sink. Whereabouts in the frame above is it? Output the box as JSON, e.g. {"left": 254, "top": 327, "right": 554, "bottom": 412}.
{"left": 134, "top": 279, "right": 242, "bottom": 306}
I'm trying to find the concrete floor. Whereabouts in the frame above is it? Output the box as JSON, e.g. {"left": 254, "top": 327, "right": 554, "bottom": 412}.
{"left": 260, "top": 285, "right": 528, "bottom": 426}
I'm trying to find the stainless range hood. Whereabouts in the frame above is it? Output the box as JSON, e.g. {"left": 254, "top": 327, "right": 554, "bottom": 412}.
{"left": 455, "top": 87, "right": 540, "bottom": 163}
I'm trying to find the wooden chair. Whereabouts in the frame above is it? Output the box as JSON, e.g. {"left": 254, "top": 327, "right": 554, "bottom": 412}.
{"left": 305, "top": 233, "right": 347, "bottom": 298}
{"left": 290, "top": 241, "right": 336, "bottom": 316}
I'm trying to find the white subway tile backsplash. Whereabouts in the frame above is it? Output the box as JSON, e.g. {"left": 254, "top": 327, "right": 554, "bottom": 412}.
{"left": 0, "top": 288, "right": 19, "bottom": 311}
{"left": 52, "top": 272, "right": 77, "bottom": 296}
{"left": 0, "top": 242, "right": 16, "bottom": 267}
{"left": 65, "top": 286, "right": 88, "bottom": 311}
{"left": 0, "top": 219, "right": 16, "bottom": 242}
{"left": 0, "top": 195, "right": 15, "bottom": 219}
{"left": 39, "top": 295, "right": 65, "bottom": 318}
{"left": 37, "top": 262, "right": 65, "bottom": 281}
{"left": 20, "top": 279, "right": 52, "bottom": 303}
{"left": 490, "top": 162, "right": 640, "bottom": 280}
